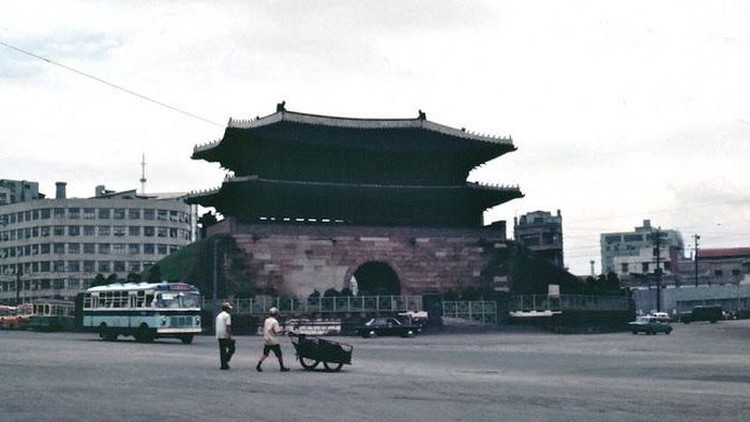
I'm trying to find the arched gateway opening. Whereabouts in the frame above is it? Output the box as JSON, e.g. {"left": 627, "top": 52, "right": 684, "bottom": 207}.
{"left": 352, "top": 262, "right": 401, "bottom": 296}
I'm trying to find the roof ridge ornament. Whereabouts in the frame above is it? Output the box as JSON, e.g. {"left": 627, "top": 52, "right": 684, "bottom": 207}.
{"left": 276, "top": 101, "right": 286, "bottom": 113}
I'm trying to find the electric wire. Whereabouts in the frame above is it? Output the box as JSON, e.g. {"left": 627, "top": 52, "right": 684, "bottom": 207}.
{"left": 0, "top": 40, "right": 223, "bottom": 128}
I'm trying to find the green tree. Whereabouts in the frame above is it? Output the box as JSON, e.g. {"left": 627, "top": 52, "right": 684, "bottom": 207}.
{"left": 148, "top": 263, "right": 162, "bottom": 283}
{"left": 91, "top": 273, "right": 108, "bottom": 288}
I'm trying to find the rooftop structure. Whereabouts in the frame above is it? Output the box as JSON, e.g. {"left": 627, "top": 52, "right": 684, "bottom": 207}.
{"left": 189, "top": 106, "right": 523, "bottom": 227}
{"left": 0, "top": 179, "right": 40, "bottom": 205}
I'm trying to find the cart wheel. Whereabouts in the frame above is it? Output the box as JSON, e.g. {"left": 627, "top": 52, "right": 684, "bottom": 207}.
{"left": 299, "top": 357, "right": 320, "bottom": 370}
{"left": 323, "top": 361, "right": 344, "bottom": 372}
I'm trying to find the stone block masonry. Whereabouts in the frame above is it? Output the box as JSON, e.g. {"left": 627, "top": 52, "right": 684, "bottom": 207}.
{"left": 210, "top": 219, "right": 510, "bottom": 297}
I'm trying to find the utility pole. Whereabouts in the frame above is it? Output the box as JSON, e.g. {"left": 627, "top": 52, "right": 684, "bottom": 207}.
{"left": 654, "top": 227, "right": 663, "bottom": 312}
{"left": 693, "top": 234, "right": 700, "bottom": 287}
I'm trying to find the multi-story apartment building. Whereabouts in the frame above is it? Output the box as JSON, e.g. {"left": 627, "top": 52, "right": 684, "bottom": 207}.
{"left": 600, "top": 219, "right": 684, "bottom": 280}
{"left": 0, "top": 182, "right": 194, "bottom": 303}
{"left": 514, "top": 210, "right": 564, "bottom": 268}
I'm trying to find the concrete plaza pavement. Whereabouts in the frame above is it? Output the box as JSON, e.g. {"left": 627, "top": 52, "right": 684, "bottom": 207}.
{"left": 1, "top": 320, "right": 748, "bottom": 421}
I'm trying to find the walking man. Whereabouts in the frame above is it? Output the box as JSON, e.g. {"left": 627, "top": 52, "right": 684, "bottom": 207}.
{"left": 215, "top": 302, "right": 233, "bottom": 370}
{"left": 256, "top": 307, "right": 290, "bottom": 372}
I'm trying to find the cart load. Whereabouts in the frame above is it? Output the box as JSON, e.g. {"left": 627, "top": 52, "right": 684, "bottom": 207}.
{"left": 289, "top": 333, "right": 353, "bottom": 372}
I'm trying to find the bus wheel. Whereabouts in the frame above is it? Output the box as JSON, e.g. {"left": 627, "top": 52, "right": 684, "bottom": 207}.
{"left": 99, "top": 324, "right": 117, "bottom": 341}
{"left": 135, "top": 325, "right": 154, "bottom": 343}
{"left": 180, "top": 335, "right": 194, "bottom": 344}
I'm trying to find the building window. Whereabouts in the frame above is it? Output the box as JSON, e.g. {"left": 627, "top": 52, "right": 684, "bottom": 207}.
{"left": 41, "top": 208, "right": 51, "bottom": 219}
{"left": 113, "top": 209, "right": 125, "bottom": 220}
{"left": 143, "top": 209, "right": 155, "bottom": 220}
{"left": 128, "top": 261, "right": 140, "bottom": 273}
{"left": 41, "top": 243, "right": 51, "bottom": 254}
{"left": 83, "top": 226, "right": 96, "bottom": 236}
{"left": 53, "top": 226, "right": 65, "bottom": 236}
{"left": 54, "top": 243, "right": 65, "bottom": 254}
{"left": 68, "top": 226, "right": 80, "bottom": 236}
{"left": 54, "top": 261, "right": 65, "bottom": 272}
{"left": 144, "top": 226, "right": 155, "bottom": 237}
{"left": 128, "top": 244, "right": 140, "bottom": 255}
{"left": 144, "top": 244, "right": 155, "bottom": 254}
{"left": 68, "top": 243, "right": 80, "bottom": 254}
{"left": 98, "top": 244, "right": 110, "bottom": 254}
{"left": 112, "top": 244, "right": 126, "bottom": 255}
{"left": 157, "top": 244, "right": 167, "bottom": 255}
{"left": 98, "top": 226, "right": 110, "bottom": 236}
{"left": 157, "top": 227, "right": 168, "bottom": 237}
{"left": 113, "top": 226, "right": 126, "bottom": 237}
{"left": 98, "top": 208, "right": 110, "bottom": 219}
{"left": 68, "top": 261, "right": 80, "bottom": 272}
{"left": 68, "top": 208, "right": 80, "bottom": 219}
{"left": 83, "top": 261, "right": 95, "bottom": 272}
{"left": 642, "top": 262, "right": 649, "bottom": 273}
{"left": 53, "top": 208, "right": 65, "bottom": 219}
{"left": 621, "top": 263, "right": 629, "bottom": 274}
{"left": 83, "top": 208, "right": 95, "bottom": 219}
{"left": 157, "top": 210, "right": 168, "bottom": 221}
{"left": 98, "top": 261, "right": 110, "bottom": 273}
{"left": 114, "top": 261, "right": 126, "bottom": 272}
{"left": 128, "top": 226, "right": 140, "bottom": 236}
{"left": 83, "top": 243, "right": 95, "bottom": 254}
{"left": 128, "top": 209, "right": 140, "bottom": 220}
{"left": 714, "top": 270, "right": 723, "bottom": 277}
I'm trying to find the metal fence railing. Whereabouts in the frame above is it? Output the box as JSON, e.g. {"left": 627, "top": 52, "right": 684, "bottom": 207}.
{"left": 206, "top": 295, "right": 423, "bottom": 315}
{"left": 442, "top": 301, "right": 497, "bottom": 324}
{"left": 507, "top": 294, "right": 630, "bottom": 312}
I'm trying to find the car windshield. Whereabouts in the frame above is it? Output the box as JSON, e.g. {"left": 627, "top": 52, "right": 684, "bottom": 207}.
{"left": 635, "top": 316, "right": 652, "bottom": 323}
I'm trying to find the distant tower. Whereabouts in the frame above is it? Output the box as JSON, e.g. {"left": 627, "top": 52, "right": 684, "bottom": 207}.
{"left": 139, "top": 153, "right": 147, "bottom": 195}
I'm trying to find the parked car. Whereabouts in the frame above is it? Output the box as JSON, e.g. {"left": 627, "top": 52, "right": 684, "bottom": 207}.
{"left": 356, "top": 317, "right": 421, "bottom": 338}
{"left": 629, "top": 316, "right": 673, "bottom": 335}
{"left": 681, "top": 305, "right": 723, "bottom": 324}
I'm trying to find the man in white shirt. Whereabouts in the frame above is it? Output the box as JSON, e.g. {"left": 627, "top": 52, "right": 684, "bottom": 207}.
{"left": 215, "top": 302, "right": 233, "bottom": 370}
{"left": 256, "top": 307, "right": 290, "bottom": 372}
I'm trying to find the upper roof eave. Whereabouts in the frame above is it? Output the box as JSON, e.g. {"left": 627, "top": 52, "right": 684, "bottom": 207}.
{"left": 192, "top": 109, "right": 514, "bottom": 156}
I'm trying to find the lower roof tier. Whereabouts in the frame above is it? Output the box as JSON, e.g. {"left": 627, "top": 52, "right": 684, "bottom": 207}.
{"left": 188, "top": 176, "right": 523, "bottom": 228}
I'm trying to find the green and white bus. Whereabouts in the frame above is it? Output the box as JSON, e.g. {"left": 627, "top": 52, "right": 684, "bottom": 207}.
{"left": 82, "top": 282, "right": 202, "bottom": 343}
{"left": 16, "top": 299, "right": 76, "bottom": 332}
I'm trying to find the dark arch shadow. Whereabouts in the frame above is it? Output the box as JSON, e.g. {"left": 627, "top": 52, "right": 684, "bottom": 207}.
{"left": 353, "top": 261, "right": 401, "bottom": 296}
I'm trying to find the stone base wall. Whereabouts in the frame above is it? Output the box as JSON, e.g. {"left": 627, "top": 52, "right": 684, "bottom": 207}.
{"left": 208, "top": 219, "right": 510, "bottom": 297}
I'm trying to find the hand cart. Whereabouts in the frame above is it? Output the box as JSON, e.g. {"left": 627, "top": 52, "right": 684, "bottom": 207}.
{"left": 288, "top": 333, "right": 353, "bottom": 372}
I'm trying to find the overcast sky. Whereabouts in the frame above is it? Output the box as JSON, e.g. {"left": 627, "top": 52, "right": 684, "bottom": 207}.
{"left": 2, "top": 0, "right": 749, "bottom": 275}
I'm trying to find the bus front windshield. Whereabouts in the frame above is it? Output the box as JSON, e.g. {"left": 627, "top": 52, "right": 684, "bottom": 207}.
{"left": 152, "top": 292, "right": 201, "bottom": 309}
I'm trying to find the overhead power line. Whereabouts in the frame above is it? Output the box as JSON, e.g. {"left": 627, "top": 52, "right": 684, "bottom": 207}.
{"left": 0, "top": 40, "right": 222, "bottom": 128}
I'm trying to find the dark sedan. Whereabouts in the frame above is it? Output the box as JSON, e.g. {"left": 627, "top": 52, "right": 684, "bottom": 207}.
{"left": 356, "top": 317, "right": 421, "bottom": 338}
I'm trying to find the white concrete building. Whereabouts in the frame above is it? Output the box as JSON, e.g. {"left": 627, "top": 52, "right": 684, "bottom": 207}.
{"left": 0, "top": 183, "right": 193, "bottom": 303}
{"left": 600, "top": 219, "right": 684, "bottom": 280}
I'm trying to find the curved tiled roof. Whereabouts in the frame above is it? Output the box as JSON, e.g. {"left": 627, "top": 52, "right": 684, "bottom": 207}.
{"left": 194, "top": 108, "right": 513, "bottom": 153}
